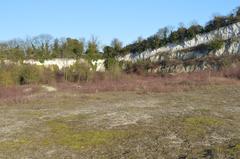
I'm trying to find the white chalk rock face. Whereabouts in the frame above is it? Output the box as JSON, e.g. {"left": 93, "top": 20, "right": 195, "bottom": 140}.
{"left": 44, "top": 59, "right": 78, "bottom": 69}
{"left": 22, "top": 58, "right": 106, "bottom": 72}
{"left": 119, "top": 22, "right": 240, "bottom": 62}
{"left": 24, "top": 60, "right": 44, "bottom": 66}
{"left": 227, "top": 41, "right": 240, "bottom": 55}
{"left": 92, "top": 59, "right": 106, "bottom": 72}
{"left": 24, "top": 58, "right": 77, "bottom": 69}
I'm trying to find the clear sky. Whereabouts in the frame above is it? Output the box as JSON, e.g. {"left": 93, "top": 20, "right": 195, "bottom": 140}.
{"left": 0, "top": 0, "right": 239, "bottom": 45}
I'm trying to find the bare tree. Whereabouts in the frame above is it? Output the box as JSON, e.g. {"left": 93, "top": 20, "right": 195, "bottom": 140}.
{"left": 32, "top": 34, "right": 53, "bottom": 48}
{"left": 156, "top": 26, "right": 172, "bottom": 40}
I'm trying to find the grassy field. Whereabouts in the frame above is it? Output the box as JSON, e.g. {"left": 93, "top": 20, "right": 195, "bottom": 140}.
{"left": 0, "top": 83, "right": 240, "bottom": 159}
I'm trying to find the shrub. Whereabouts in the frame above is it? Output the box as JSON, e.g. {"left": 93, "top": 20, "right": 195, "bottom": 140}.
{"left": 0, "top": 62, "right": 94, "bottom": 86}
{"left": 104, "top": 58, "right": 116, "bottom": 70}
{"left": 39, "top": 67, "right": 57, "bottom": 84}
{"left": 104, "top": 58, "right": 122, "bottom": 80}
{"left": 65, "top": 61, "right": 93, "bottom": 82}
{"left": 108, "top": 63, "right": 122, "bottom": 80}
{"left": 18, "top": 65, "right": 42, "bottom": 85}
{"left": 0, "top": 63, "right": 58, "bottom": 86}
{"left": 0, "top": 64, "right": 20, "bottom": 86}
{"left": 0, "top": 70, "right": 17, "bottom": 86}
{"left": 125, "top": 60, "right": 154, "bottom": 75}
{"left": 208, "top": 38, "right": 224, "bottom": 51}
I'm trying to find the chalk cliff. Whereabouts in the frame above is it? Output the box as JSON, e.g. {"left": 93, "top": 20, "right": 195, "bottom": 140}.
{"left": 118, "top": 22, "right": 240, "bottom": 73}
{"left": 119, "top": 22, "right": 240, "bottom": 62}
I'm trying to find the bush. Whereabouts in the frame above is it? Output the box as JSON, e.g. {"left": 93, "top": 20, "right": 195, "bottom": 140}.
{"left": 208, "top": 38, "right": 224, "bottom": 51}
{"left": 65, "top": 61, "right": 93, "bottom": 82}
{"left": 18, "top": 65, "right": 42, "bottom": 84}
{"left": 0, "top": 70, "right": 17, "bottom": 86}
{"left": 0, "top": 63, "right": 58, "bottom": 86}
{"left": 0, "top": 62, "right": 95, "bottom": 86}
{"left": 39, "top": 67, "right": 57, "bottom": 84}
{"left": 108, "top": 62, "right": 122, "bottom": 80}
{"left": 0, "top": 64, "right": 20, "bottom": 86}
{"left": 125, "top": 60, "right": 153, "bottom": 75}
{"left": 104, "top": 58, "right": 116, "bottom": 70}
{"left": 104, "top": 58, "right": 122, "bottom": 79}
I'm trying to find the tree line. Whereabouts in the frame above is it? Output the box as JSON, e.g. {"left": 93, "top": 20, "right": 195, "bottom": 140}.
{"left": 0, "top": 35, "right": 102, "bottom": 62}
{"left": 122, "top": 7, "right": 240, "bottom": 54}
{"left": 0, "top": 6, "right": 239, "bottom": 63}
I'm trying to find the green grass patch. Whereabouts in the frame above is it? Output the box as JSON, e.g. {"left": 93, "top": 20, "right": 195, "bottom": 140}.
{"left": 184, "top": 116, "right": 222, "bottom": 126}
{"left": 43, "top": 119, "right": 128, "bottom": 150}
{"left": 0, "top": 138, "right": 30, "bottom": 152}
{"left": 183, "top": 116, "right": 223, "bottom": 138}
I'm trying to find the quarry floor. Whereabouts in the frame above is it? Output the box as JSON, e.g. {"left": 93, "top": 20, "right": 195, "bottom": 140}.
{"left": 0, "top": 85, "right": 240, "bottom": 159}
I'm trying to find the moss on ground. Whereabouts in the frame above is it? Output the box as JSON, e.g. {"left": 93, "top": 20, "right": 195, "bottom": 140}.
{"left": 0, "top": 114, "right": 129, "bottom": 153}
{"left": 0, "top": 138, "right": 30, "bottom": 152}
{"left": 184, "top": 116, "right": 222, "bottom": 126}
{"left": 43, "top": 119, "right": 128, "bottom": 150}
{"left": 183, "top": 116, "right": 223, "bottom": 138}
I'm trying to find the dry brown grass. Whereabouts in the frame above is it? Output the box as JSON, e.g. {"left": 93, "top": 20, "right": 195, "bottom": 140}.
{"left": 0, "top": 85, "right": 40, "bottom": 103}
{"left": 1, "top": 67, "right": 239, "bottom": 103}
{"left": 57, "top": 70, "right": 239, "bottom": 94}
{"left": 222, "top": 63, "right": 240, "bottom": 79}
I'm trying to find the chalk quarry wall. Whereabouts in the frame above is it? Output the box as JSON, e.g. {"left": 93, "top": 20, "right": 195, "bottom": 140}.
{"left": 2, "top": 59, "right": 106, "bottom": 72}
{"left": 119, "top": 22, "right": 240, "bottom": 62}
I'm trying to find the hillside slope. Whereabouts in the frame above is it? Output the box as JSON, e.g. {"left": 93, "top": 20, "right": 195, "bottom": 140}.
{"left": 119, "top": 22, "right": 240, "bottom": 73}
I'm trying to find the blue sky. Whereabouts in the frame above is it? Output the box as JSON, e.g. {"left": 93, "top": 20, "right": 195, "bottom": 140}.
{"left": 0, "top": 0, "right": 239, "bottom": 45}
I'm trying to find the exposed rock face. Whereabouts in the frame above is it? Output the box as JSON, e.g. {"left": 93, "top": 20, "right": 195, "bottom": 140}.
{"left": 91, "top": 59, "right": 106, "bottom": 72}
{"left": 150, "top": 62, "right": 222, "bottom": 74}
{"left": 118, "top": 22, "right": 240, "bottom": 73}
{"left": 23, "top": 58, "right": 78, "bottom": 69}
{"left": 3, "top": 58, "right": 106, "bottom": 72}
{"left": 119, "top": 22, "right": 240, "bottom": 62}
